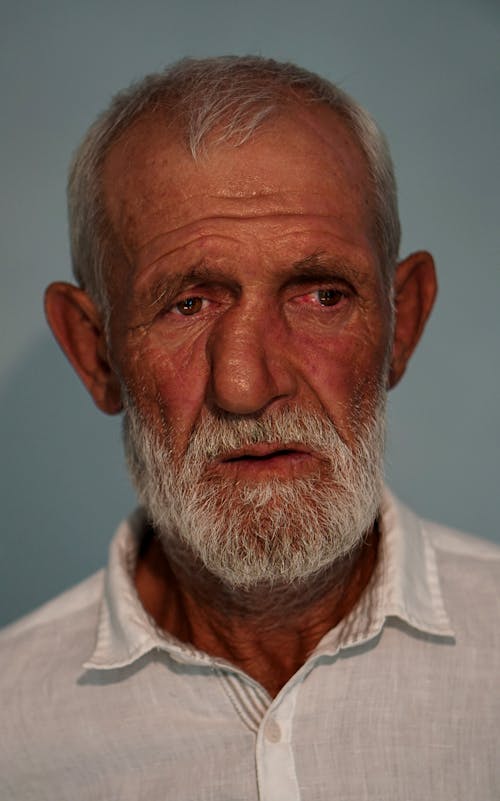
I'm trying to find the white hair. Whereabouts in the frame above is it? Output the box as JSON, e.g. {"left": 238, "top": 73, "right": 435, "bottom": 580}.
{"left": 123, "top": 398, "right": 386, "bottom": 591}
{"left": 68, "top": 55, "right": 401, "bottom": 314}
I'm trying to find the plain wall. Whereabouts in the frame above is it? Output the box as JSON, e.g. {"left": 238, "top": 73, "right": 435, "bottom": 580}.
{"left": 1, "top": 0, "right": 498, "bottom": 627}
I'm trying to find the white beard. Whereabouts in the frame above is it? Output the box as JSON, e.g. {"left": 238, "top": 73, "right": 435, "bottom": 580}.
{"left": 123, "top": 400, "right": 386, "bottom": 589}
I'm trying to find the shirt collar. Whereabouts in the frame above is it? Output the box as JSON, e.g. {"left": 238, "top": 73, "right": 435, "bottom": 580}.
{"left": 83, "top": 509, "right": 213, "bottom": 670}
{"left": 315, "top": 489, "right": 454, "bottom": 656}
{"left": 83, "top": 491, "right": 454, "bottom": 671}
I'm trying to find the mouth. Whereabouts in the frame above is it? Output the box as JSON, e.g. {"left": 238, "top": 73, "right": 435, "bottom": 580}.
{"left": 213, "top": 443, "right": 317, "bottom": 479}
{"left": 220, "top": 443, "right": 310, "bottom": 463}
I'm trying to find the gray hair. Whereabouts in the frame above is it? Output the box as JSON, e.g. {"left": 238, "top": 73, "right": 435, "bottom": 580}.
{"left": 68, "top": 55, "right": 401, "bottom": 314}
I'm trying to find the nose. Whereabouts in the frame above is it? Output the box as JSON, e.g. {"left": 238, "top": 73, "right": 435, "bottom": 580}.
{"left": 206, "top": 303, "right": 297, "bottom": 416}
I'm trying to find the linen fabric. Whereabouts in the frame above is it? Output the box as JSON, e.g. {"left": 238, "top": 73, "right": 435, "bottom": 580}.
{"left": 1, "top": 491, "right": 499, "bottom": 800}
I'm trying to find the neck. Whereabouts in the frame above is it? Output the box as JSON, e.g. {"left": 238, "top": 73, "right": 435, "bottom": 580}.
{"left": 135, "top": 524, "right": 379, "bottom": 697}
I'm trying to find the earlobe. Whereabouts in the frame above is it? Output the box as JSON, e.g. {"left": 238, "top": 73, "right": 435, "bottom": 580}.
{"left": 44, "top": 282, "right": 123, "bottom": 414}
{"left": 388, "top": 251, "right": 438, "bottom": 389}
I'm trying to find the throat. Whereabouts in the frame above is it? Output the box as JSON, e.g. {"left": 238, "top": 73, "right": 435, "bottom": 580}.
{"left": 134, "top": 523, "right": 380, "bottom": 696}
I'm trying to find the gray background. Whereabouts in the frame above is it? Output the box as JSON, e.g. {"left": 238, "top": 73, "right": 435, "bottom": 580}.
{"left": 1, "top": 0, "right": 498, "bottom": 627}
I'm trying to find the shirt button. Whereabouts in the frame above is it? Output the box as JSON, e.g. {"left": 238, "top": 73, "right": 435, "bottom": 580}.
{"left": 265, "top": 718, "right": 281, "bottom": 743}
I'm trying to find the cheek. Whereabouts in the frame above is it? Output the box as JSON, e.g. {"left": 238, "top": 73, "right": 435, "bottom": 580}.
{"left": 117, "top": 333, "right": 210, "bottom": 442}
{"left": 294, "top": 326, "right": 389, "bottom": 431}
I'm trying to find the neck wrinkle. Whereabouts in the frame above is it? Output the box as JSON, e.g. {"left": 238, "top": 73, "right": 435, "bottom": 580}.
{"left": 135, "top": 522, "right": 380, "bottom": 694}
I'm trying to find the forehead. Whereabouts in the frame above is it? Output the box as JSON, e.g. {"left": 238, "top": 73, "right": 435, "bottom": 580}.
{"left": 101, "top": 102, "right": 377, "bottom": 272}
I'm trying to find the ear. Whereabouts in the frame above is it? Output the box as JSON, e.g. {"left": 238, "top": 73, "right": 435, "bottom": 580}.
{"left": 388, "top": 251, "right": 437, "bottom": 389}
{"left": 44, "top": 282, "right": 123, "bottom": 414}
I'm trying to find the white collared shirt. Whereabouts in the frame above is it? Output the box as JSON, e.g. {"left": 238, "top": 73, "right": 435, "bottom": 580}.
{"left": 1, "top": 492, "right": 499, "bottom": 800}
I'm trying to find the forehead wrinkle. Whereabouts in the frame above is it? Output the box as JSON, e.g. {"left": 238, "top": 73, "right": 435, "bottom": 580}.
{"left": 131, "top": 213, "right": 369, "bottom": 292}
{"left": 134, "top": 231, "right": 243, "bottom": 287}
{"left": 131, "top": 212, "right": 364, "bottom": 283}
{"left": 132, "top": 208, "right": 349, "bottom": 260}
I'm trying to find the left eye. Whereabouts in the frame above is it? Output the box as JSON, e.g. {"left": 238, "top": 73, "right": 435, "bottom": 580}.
{"left": 316, "top": 289, "right": 344, "bottom": 306}
{"left": 173, "top": 296, "right": 205, "bottom": 316}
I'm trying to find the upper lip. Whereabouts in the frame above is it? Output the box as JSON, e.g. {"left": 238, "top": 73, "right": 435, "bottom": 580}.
{"left": 218, "top": 443, "right": 311, "bottom": 462}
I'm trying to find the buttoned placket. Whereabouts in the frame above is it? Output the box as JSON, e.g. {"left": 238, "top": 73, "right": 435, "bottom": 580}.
{"left": 151, "top": 646, "right": 331, "bottom": 801}
{"left": 212, "top": 656, "right": 317, "bottom": 801}
{"left": 216, "top": 661, "right": 313, "bottom": 801}
{"left": 255, "top": 667, "right": 304, "bottom": 801}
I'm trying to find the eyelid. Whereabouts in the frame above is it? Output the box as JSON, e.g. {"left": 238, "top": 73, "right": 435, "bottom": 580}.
{"left": 157, "top": 281, "right": 210, "bottom": 309}
{"left": 285, "top": 271, "right": 355, "bottom": 292}
{"left": 288, "top": 279, "right": 352, "bottom": 299}
{"left": 164, "top": 283, "right": 235, "bottom": 317}
{"left": 286, "top": 285, "right": 351, "bottom": 315}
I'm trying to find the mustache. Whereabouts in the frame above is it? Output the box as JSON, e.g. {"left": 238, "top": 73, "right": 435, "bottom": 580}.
{"left": 183, "top": 406, "right": 358, "bottom": 463}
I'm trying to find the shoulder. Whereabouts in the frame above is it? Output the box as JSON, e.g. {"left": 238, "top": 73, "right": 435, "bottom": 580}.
{"left": 424, "top": 517, "right": 500, "bottom": 563}
{"left": 421, "top": 517, "right": 500, "bottom": 644}
{"left": 423, "top": 516, "right": 500, "bottom": 588}
{"left": 0, "top": 570, "right": 104, "bottom": 673}
{"left": 0, "top": 571, "right": 110, "bottom": 795}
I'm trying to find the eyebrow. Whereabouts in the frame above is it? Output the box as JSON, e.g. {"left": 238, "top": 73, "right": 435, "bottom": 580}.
{"left": 141, "top": 251, "right": 369, "bottom": 309}
{"left": 290, "top": 252, "right": 366, "bottom": 283}
{"left": 143, "top": 261, "right": 234, "bottom": 308}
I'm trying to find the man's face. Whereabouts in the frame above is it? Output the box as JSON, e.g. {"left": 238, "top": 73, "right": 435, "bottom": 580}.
{"left": 101, "top": 104, "right": 393, "bottom": 585}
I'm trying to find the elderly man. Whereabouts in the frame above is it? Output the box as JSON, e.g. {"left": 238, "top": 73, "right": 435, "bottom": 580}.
{"left": 1, "top": 56, "right": 498, "bottom": 800}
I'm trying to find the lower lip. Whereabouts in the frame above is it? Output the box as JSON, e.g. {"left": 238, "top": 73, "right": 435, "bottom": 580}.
{"left": 216, "top": 451, "right": 317, "bottom": 480}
